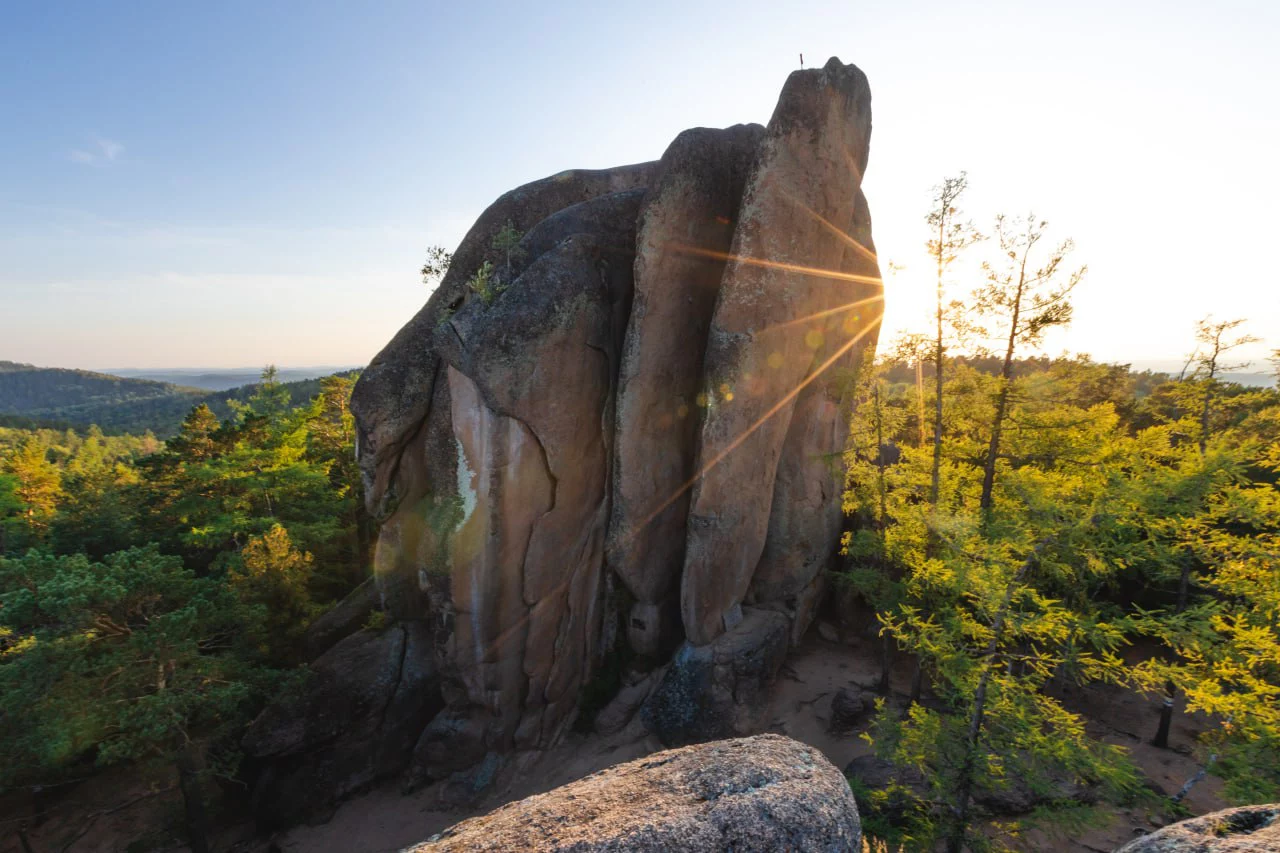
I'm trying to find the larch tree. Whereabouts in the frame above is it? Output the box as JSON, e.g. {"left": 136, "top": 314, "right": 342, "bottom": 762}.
{"left": 925, "top": 173, "right": 982, "bottom": 509}
{"left": 973, "top": 214, "right": 1084, "bottom": 516}
{"left": 1187, "top": 317, "right": 1259, "bottom": 456}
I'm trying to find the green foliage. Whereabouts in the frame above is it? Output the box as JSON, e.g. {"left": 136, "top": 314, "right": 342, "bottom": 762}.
{"left": 844, "top": 342, "right": 1280, "bottom": 844}
{"left": 421, "top": 245, "right": 453, "bottom": 286}
{"left": 0, "top": 370, "right": 373, "bottom": 800}
{"left": 227, "top": 525, "right": 321, "bottom": 662}
{"left": 491, "top": 220, "right": 526, "bottom": 279}
{"left": 0, "top": 547, "right": 275, "bottom": 788}
{"left": 466, "top": 260, "right": 500, "bottom": 305}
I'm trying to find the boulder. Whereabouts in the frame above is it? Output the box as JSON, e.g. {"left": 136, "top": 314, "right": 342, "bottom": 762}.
{"left": 406, "top": 734, "right": 861, "bottom": 852}
{"left": 828, "top": 685, "right": 869, "bottom": 732}
{"left": 681, "top": 57, "right": 880, "bottom": 646}
{"left": 242, "top": 623, "right": 443, "bottom": 827}
{"left": 302, "top": 577, "right": 379, "bottom": 660}
{"left": 1114, "top": 804, "right": 1280, "bottom": 852}
{"left": 593, "top": 669, "right": 663, "bottom": 737}
{"left": 641, "top": 608, "right": 789, "bottom": 746}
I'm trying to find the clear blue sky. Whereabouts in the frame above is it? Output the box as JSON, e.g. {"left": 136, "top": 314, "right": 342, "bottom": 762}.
{"left": 2, "top": 0, "right": 1277, "bottom": 369}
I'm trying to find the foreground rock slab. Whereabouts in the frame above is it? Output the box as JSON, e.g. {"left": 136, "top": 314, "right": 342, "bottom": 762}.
{"left": 1115, "top": 804, "right": 1280, "bottom": 852}
{"left": 406, "top": 734, "right": 861, "bottom": 852}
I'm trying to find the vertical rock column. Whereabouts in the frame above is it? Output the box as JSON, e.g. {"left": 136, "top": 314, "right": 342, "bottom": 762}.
{"left": 608, "top": 124, "right": 764, "bottom": 658}
{"left": 681, "top": 58, "right": 879, "bottom": 647}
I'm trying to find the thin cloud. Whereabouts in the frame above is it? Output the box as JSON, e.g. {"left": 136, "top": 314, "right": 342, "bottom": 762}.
{"left": 69, "top": 135, "right": 125, "bottom": 166}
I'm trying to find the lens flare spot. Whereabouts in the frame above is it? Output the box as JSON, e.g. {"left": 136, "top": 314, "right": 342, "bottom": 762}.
{"left": 805, "top": 329, "right": 825, "bottom": 349}
{"left": 842, "top": 313, "right": 862, "bottom": 334}
{"left": 695, "top": 392, "right": 708, "bottom": 407}
{"left": 723, "top": 391, "right": 734, "bottom": 402}
{"left": 767, "top": 352, "right": 784, "bottom": 369}
{"left": 677, "top": 404, "right": 690, "bottom": 419}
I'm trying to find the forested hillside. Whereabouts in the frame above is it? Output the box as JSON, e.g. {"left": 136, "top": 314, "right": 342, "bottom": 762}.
{"left": 0, "top": 361, "right": 358, "bottom": 436}
{"left": 0, "top": 361, "right": 202, "bottom": 415}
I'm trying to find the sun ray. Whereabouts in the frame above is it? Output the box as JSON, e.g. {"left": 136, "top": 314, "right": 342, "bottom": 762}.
{"left": 780, "top": 190, "right": 879, "bottom": 267}
{"left": 756, "top": 294, "right": 883, "bottom": 335}
{"left": 622, "top": 310, "right": 883, "bottom": 542}
{"left": 669, "top": 244, "right": 883, "bottom": 287}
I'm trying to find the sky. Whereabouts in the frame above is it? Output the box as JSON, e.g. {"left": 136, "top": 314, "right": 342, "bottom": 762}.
{"left": 1, "top": 0, "right": 1277, "bottom": 371}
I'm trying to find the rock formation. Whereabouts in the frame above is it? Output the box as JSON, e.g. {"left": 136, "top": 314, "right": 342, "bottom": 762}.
{"left": 405, "top": 735, "right": 862, "bottom": 852}
{"left": 246, "top": 56, "right": 881, "bottom": 820}
{"left": 1115, "top": 804, "right": 1280, "bottom": 852}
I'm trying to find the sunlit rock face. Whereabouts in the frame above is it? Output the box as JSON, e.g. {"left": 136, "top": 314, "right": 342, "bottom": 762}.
{"left": 255, "top": 56, "right": 880, "bottom": 816}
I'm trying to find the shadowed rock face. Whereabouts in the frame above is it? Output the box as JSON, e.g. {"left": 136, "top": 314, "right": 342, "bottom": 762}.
{"left": 406, "top": 735, "right": 862, "bottom": 852}
{"left": 248, "top": 57, "right": 880, "bottom": 823}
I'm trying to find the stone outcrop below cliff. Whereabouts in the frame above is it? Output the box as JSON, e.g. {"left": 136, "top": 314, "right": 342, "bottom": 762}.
{"left": 245, "top": 57, "right": 881, "bottom": 820}
{"left": 405, "top": 735, "right": 862, "bottom": 852}
{"left": 1115, "top": 804, "right": 1280, "bottom": 852}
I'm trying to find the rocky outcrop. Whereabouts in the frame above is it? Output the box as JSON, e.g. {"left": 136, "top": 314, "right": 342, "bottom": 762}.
{"left": 242, "top": 624, "right": 443, "bottom": 827}
{"left": 681, "top": 58, "right": 879, "bottom": 647}
{"left": 247, "top": 57, "right": 881, "bottom": 823}
{"left": 642, "top": 608, "right": 790, "bottom": 746}
{"left": 406, "top": 735, "right": 862, "bottom": 852}
{"left": 1115, "top": 805, "right": 1280, "bottom": 852}
{"left": 608, "top": 123, "right": 764, "bottom": 659}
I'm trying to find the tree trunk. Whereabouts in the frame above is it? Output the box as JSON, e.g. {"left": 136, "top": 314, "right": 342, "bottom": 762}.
{"left": 176, "top": 747, "right": 210, "bottom": 853}
{"left": 1198, "top": 384, "right": 1211, "bottom": 456}
{"left": 930, "top": 323, "right": 944, "bottom": 508}
{"left": 878, "top": 625, "right": 893, "bottom": 694}
{"left": 980, "top": 272, "right": 1024, "bottom": 515}
{"left": 945, "top": 539, "right": 1048, "bottom": 853}
{"left": 930, "top": 217, "right": 945, "bottom": 509}
{"left": 1152, "top": 683, "right": 1175, "bottom": 749}
{"left": 875, "top": 383, "right": 888, "bottom": 528}
{"left": 1154, "top": 563, "right": 1194, "bottom": 748}
{"left": 915, "top": 358, "right": 926, "bottom": 448}
{"left": 908, "top": 658, "right": 925, "bottom": 708}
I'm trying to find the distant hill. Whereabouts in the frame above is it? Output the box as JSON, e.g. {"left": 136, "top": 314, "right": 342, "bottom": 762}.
{"left": 105, "top": 366, "right": 359, "bottom": 391}
{"left": 0, "top": 361, "right": 205, "bottom": 415}
{"left": 0, "top": 361, "right": 358, "bottom": 436}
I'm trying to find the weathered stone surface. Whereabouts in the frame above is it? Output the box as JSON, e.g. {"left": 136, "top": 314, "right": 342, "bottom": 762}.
{"left": 407, "top": 734, "right": 861, "bottom": 852}
{"left": 421, "top": 193, "right": 643, "bottom": 766}
{"left": 242, "top": 623, "right": 442, "bottom": 827}
{"left": 351, "top": 163, "right": 658, "bottom": 522}
{"left": 682, "top": 57, "right": 880, "bottom": 646}
{"left": 750, "top": 189, "right": 878, "bottom": 621}
{"left": 1114, "top": 805, "right": 1280, "bottom": 852}
{"left": 641, "top": 608, "right": 789, "bottom": 746}
{"left": 608, "top": 124, "right": 764, "bottom": 657}
{"left": 302, "top": 577, "right": 379, "bottom": 660}
{"left": 593, "top": 668, "right": 663, "bottom": 736}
